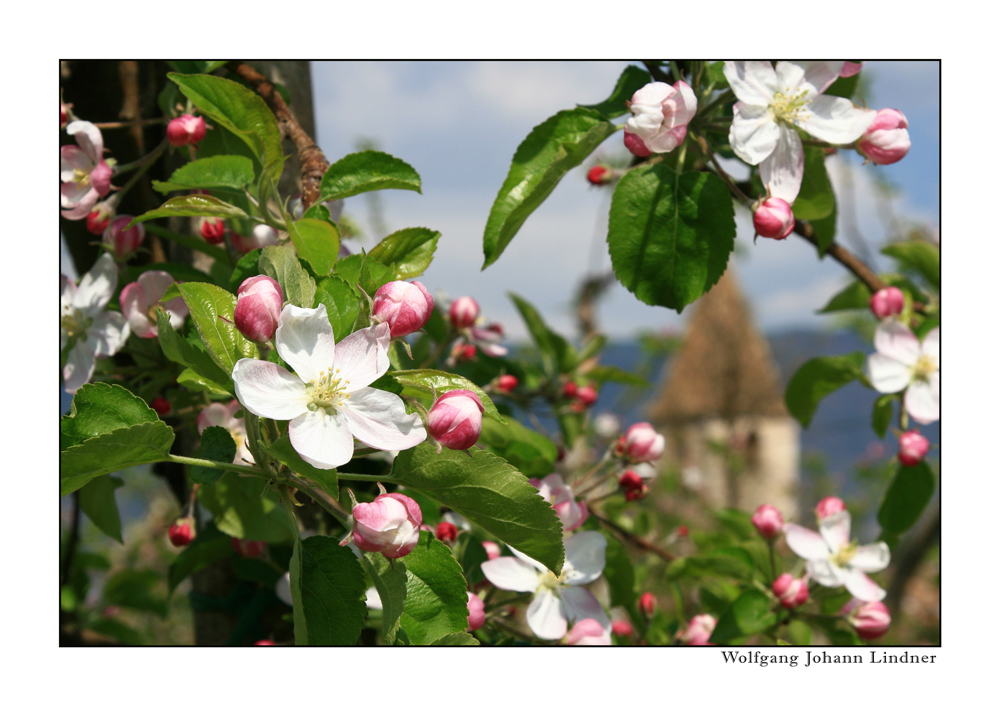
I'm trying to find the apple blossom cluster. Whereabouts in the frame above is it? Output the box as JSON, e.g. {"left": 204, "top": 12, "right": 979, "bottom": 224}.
{"left": 868, "top": 319, "right": 939, "bottom": 425}
{"left": 447, "top": 296, "right": 508, "bottom": 364}
{"left": 120, "top": 271, "right": 190, "bottom": 339}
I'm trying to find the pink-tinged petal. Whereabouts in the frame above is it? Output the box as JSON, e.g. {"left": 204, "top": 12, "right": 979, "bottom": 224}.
{"left": 61, "top": 275, "right": 76, "bottom": 314}
{"left": 867, "top": 353, "right": 912, "bottom": 394}
{"left": 818, "top": 510, "right": 851, "bottom": 551}
{"left": 560, "top": 586, "right": 611, "bottom": 630}
{"left": 74, "top": 253, "right": 118, "bottom": 315}
{"left": 526, "top": 589, "right": 568, "bottom": 640}
{"left": 783, "top": 523, "right": 830, "bottom": 560}
{"left": 625, "top": 102, "right": 666, "bottom": 140}
{"left": 851, "top": 542, "right": 891, "bottom": 573}
{"left": 276, "top": 305, "right": 336, "bottom": 382}
{"left": 647, "top": 125, "right": 686, "bottom": 153}
{"left": 905, "top": 380, "right": 939, "bottom": 425}
{"left": 729, "top": 102, "right": 780, "bottom": 165}
{"left": 662, "top": 81, "right": 697, "bottom": 128}
{"left": 774, "top": 61, "right": 807, "bottom": 93}
{"left": 921, "top": 328, "right": 940, "bottom": 362}
{"left": 873, "top": 317, "right": 919, "bottom": 365}
{"left": 64, "top": 342, "right": 97, "bottom": 393}
{"left": 60, "top": 145, "right": 92, "bottom": 178}
{"left": 508, "top": 546, "right": 549, "bottom": 575}
{"left": 806, "top": 559, "right": 845, "bottom": 588}
{"left": 163, "top": 297, "right": 189, "bottom": 330}
{"left": 67, "top": 120, "right": 104, "bottom": 163}
{"left": 335, "top": 322, "right": 391, "bottom": 390}
{"left": 341, "top": 387, "right": 426, "bottom": 452}
{"left": 803, "top": 95, "right": 877, "bottom": 145}
{"left": 795, "top": 61, "right": 844, "bottom": 96}
{"left": 288, "top": 409, "right": 354, "bottom": 469}
{"left": 198, "top": 402, "right": 235, "bottom": 434}
{"left": 61, "top": 186, "right": 99, "bottom": 219}
{"left": 353, "top": 495, "right": 411, "bottom": 531}
{"left": 87, "top": 311, "right": 129, "bottom": 357}
{"left": 232, "top": 358, "right": 309, "bottom": 420}
{"left": 631, "top": 81, "right": 674, "bottom": 106}
{"left": 843, "top": 569, "right": 887, "bottom": 602}
{"left": 138, "top": 270, "right": 176, "bottom": 307}
{"left": 760, "top": 125, "right": 804, "bottom": 203}
{"left": 59, "top": 179, "right": 89, "bottom": 206}
{"left": 90, "top": 161, "right": 113, "bottom": 197}
{"left": 563, "top": 531, "right": 607, "bottom": 585}
{"left": 481, "top": 556, "right": 541, "bottom": 593}
{"left": 565, "top": 618, "right": 612, "bottom": 646}
{"left": 119, "top": 282, "right": 154, "bottom": 338}
{"left": 723, "top": 61, "right": 779, "bottom": 105}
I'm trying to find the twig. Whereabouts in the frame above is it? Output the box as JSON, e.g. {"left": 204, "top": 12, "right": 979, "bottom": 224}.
{"left": 93, "top": 117, "right": 169, "bottom": 129}
{"left": 588, "top": 505, "right": 675, "bottom": 562}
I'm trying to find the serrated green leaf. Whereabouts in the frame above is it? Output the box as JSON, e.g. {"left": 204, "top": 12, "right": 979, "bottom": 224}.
{"left": 872, "top": 396, "right": 894, "bottom": 438}
{"left": 359, "top": 552, "right": 407, "bottom": 644}
{"left": 484, "top": 108, "right": 616, "bottom": 268}
{"left": 878, "top": 461, "right": 935, "bottom": 535}
{"left": 177, "top": 368, "right": 232, "bottom": 397}
{"left": 334, "top": 252, "right": 394, "bottom": 297}
{"left": 289, "top": 218, "right": 341, "bottom": 275}
{"left": 793, "top": 146, "right": 835, "bottom": 221}
{"left": 819, "top": 279, "right": 872, "bottom": 313}
{"left": 430, "top": 632, "right": 480, "bottom": 646}
{"left": 578, "top": 65, "right": 651, "bottom": 119}
{"left": 152, "top": 155, "right": 255, "bottom": 194}
{"left": 509, "top": 293, "right": 577, "bottom": 375}
{"left": 201, "top": 426, "right": 237, "bottom": 465}
{"left": 710, "top": 589, "right": 776, "bottom": 643}
{"left": 61, "top": 421, "right": 175, "bottom": 495}
{"left": 368, "top": 227, "right": 441, "bottom": 279}
{"left": 162, "top": 282, "right": 257, "bottom": 374}
{"left": 824, "top": 72, "right": 861, "bottom": 100}
{"left": 156, "top": 310, "right": 235, "bottom": 395}
{"left": 389, "top": 369, "right": 502, "bottom": 423}
{"left": 314, "top": 276, "right": 362, "bottom": 342}
{"left": 258, "top": 245, "right": 316, "bottom": 308}
{"left": 167, "top": 525, "right": 234, "bottom": 593}
{"left": 784, "top": 353, "right": 866, "bottom": 428}
{"left": 78, "top": 475, "right": 124, "bottom": 544}
{"left": 229, "top": 249, "right": 262, "bottom": 292}
{"left": 397, "top": 532, "right": 470, "bottom": 645}
{"left": 608, "top": 163, "right": 736, "bottom": 312}
{"left": 296, "top": 536, "right": 368, "bottom": 645}
{"left": 61, "top": 383, "right": 159, "bottom": 447}
{"left": 129, "top": 194, "right": 248, "bottom": 226}
{"left": 167, "top": 60, "right": 228, "bottom": 75}
{"left": 319, "top": 150, "right": 422, "bottom": 202}
{"left": 882, "top": 241, "right": 940, "bottom": 290}
{"left": 391, "top": 446, "right": 564, "bottom": 574}
{"left": 478, "top": 416, "right": 556, "bottom": 475}
{"left": 266, "top": 435, "right": 338, "bottom": 499}
{"left": 198, "top": 475, "right": 294, "bottom": 543}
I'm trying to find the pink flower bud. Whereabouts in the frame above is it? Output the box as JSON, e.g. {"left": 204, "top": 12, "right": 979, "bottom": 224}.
{"left": 562, "top": 381, "right": 578, "bottom": 398}
{"left": 200, "top": 217, "right": 226, "bottom": 244}
{"left": 677, "top": 525, "right": 689, "bottom": 538}
{"left": 254, "top": 640, "right": 276, "bottom": 646}
{"left": 858, "top": 109, "right": 910, "bottom": 165}
{"left": 372, "top": 280, "right": 434, "bottom": 337}
{"left": 234, "top": 275, "right": 284, "bottom": 343}
{"left": 840, "top": 61, "right": 864, "bottom": 78}
{"left": 638, "top": 592, "right": 657, "bottom": 618}
{"left": 815, "top": 496, "right": 846, "bottom": 520}
{"left": 103, "top": 216, "right": 145, "bottom": 258}
{"left": 575, "top": 385, "right": 598, "bottom": 407}
{"left": 352, "top": 493, "right": 422, "bottom": 559}
{"left": 496, "top": 374, "right": 518, "bottom": 394}
{"left": 772, "top": 573, "right": 810, "bottom": 609}
{"left": 842, "top": 599, "right": 891, "bottom": 640}
{"left": 482, "top": 541, "right": 501, "bottom": 561}
{"left": 427, "top": 390, "right": 484, "bottom": 450}
{"left": 612, "top": 620, "right": 633, "bottom": 637}
{"left": 624, "top": 81, "right": 697, "bottom": 156}
{"left": 565, "top": 618, "right": 611, "bottom": 645}
{"left": 231, "top": 538, "right": 266, "bottom": 558}
{"left": 679, "top": 614, "right": 716, "bottom": 645}
{"left": 467, "top": 592, "right": 485, "bottom": 631}
{"left": 61, "top": 102, "right": 70, "bottom": 127}
{"left": 168, "top": 518, "right": 195, "bottom": 547}
{"left": 166, "top": 114, "right": 207, "bottom": 147}
{"left": 619, "top": 470, "right": 648, "bottom": 502}
{"left": 753, "top": 197, "right": 795, "bottom": 240}
{"left": 150, "top": 397, "right": 171, "bottom": 416}
{"left": 587, "top": 165, "right": 611, "bottom": 185}
{"left": 449, "top": 296, "right": 479, "bottom": 329}
{"left": 618, "top": 422, "right": 665, "bottom": 463}
{"left": 898, "top": 430, "right": 930, "bottom": 466}
{"left": 86, "top": 202, "right": 115, "bottom": 235}
{"left": 751, "top": 504, "right": 784, "bottom": 540}
{"left": 870, "top": 286, "right": 905, "bottom": 319}
{"left": 435, "top": 521, "right": 458, "bottom": 544}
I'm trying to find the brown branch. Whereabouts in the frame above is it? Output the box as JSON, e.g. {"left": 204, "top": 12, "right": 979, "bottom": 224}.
{"left": 588, "top": 505, "right": 675, "bottom": 562}
{"left": 230, "top": 62, "right": 329, "bottom": 210}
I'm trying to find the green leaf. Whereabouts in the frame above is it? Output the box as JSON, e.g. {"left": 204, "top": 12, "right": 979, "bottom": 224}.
{"left": 710, "top": 589, "right": 776, "bottom": 643}
{"left": 784, "top": 352, "right": 866, "bottom": 428}
{"left": 78, "top": 475, "right": 124, "bottom": 544}
{"left": 878, "top": 461, "right": 936, "bottom": 535}
{"left": 144, "top": 223, "right": 229, "bottom": 262}
{"left": 201, "top": 426, "right": 237, "bottom": 465}
{"left": 258, "top": 245, "right": 316, "bottom": 308}
{"left": 314, "top": 276, "right": 362, "bottom": 342}
{"left": 578, "top": 65, "right": 651, "bottom": 119}
{"left": 818, "top": 279, "right": 871, "bottom": 313}
{"left": 265, "top": 435, "right": 339, "bottom": 499}
{"left": 61, "top": 383, "right": 159, "bottom": 447}
{"left": 398, "top": 532, "right": 470, "bottom": 645}
{"left": 290, "top": 537, "right": 307, "bottom": 644}
{"left": 392, "top": 446, "right": 564, "bottom": 574}
{"left": 229, "top": 249, "right": 262, "bottom": 292}
{"left": 169, "top": 73, "right": 284, "bottom": 182}
{"left": 288, "top": 218, "right": 341, "bottom": 275}
{"left": 792, "top": 146, "right": 835, "bottom": 221}
{"left": 334, "top": 252, "right": 394, "bottom": 297}
{"left": 167, "top": 525, "right": 234, "bottom": 593}
{"left": 368, "top": 227, "right": 441, "bottom": 279}
{"left": 585, "top": 365, "right": 650, "bottom": 388}
{"left": 104, "top": 570, "right": 168, "bottom": 617}
{"left": 129, "top": 194, "right": 248, "bottom": 226}
{"left": 177, "top": 368, "right": 232, "bottom": 397}
{"left": 296, "top": 536, "right": 368, "bottom": 645}
{"left": 811, "top": 200, "right": 838, "bottom": 256}
{"left": 389, "top": 369, "right": 502, "bottom": 423}
{"left": 478, "top": 416, "right": 556, "bottom": 475}
{"left": 61, "top": 421, "right": 175, "bottom": 496}
{"left": 484, "top": 107, "right": 616, "bottom": 268}
{"left": 602, "top": 533, "right": 638, "bottom": 624}
{"left": 508, "top": 292, "right": 577, "bottom": 375}
{"left": 156, "top": 309, "right": 235, "bottom": 395}
{"left": 162, "top": 282, "right": 257, "bottom": 374}
{"left": 430, "top": 632, "right": 480, "bottom": 646}
{"left": 882, "top": 241, "right": 940, "bottom": 290}
{"left": 607, "top": 163, "right": 736, "bottom": 312}
{"left": 319, "top": 150, "right": 422, "bottom": 202}
{"left": 167, "top": 60, "right": 228, "bottom": 75}
{"left": 825, "top": 72, "right": 861, "bottom": 100}
{"left": 872, "top": 396, "right": 894, "bottom": 438}
{"left": 198, "top": 475, "right": 294, "bottom": 543}
{"left": 152, "top": 155, "right": 255, "bottom": 194}
{"left": 359, "top": 552, "right": 408, "bottom": 644}
{"left": 456, "top": 532, "right": 489, "bottom": 586}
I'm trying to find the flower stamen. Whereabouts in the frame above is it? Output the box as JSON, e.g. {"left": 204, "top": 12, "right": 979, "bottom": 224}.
{"left": 769, "top": 88, "right": 812, "bottom": 125}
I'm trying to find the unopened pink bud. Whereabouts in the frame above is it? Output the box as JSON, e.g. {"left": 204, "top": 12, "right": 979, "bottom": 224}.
{"left": 842, "top": 599, "right": 891, "bottom": 640}
{"left": 168, "top": 518, "right": 195, "bottom": 547}
{"left": 235, "top": 275, "right": 284, "bottom": 342}
{"left": 575, "top": 385, "right": 598, "bottom": 407}
{"left": 815, "top": 496, "right": 846, "bottom": 520}
{"left": 638, "top": 592, "right": 657, "bottom": 618}
{"left": 565, "top": 618, "right": 611, "bottom": 645}
{"left": 753, "top": 197, "right": 795, "bottom": 240}
{"left": 623, "top": 130, "right": 652, "bottom": 157}
{"left": 450, "top": 296, "right": 479, "bottom": 329}
{"left": 150, "top": 397, "right": 171, "bottom": 416}
{"left": 619, "top": 470, "right": 648, "bottom": 502}
{"left": 200, "top": 217, "right": 226, "bottom": 244}
{"left": 427, "top": 389, "right": 484, "bottom": 450}
{"left": 870, "top": 286, "right": 905, "bottom": 319}
{"left": 587, "top": 165, "right": 611, "bottom": 185}
{"left": 840, "top": 61, "right": 864, "bottom": 78}
{"left": 751, "top": 504, "right": 784, "bottom": 540}
{"left": 166, "top": 114, "right": 207, "bottom": 148}
{"left": 254, "top": 640, "right": 277, "bottom": 646}
{"left": 482, "top": 541, "right": 501, "bottom": 561}
{"left": 467, "top": 592, "right": 485, "bottom": 631}
{"left": 772, "top": 573, "right": 810, "bottom": 609}
{"left": 86, "top": 202, "right": 115, "bottom": 235}
{"left": 372, "top": 280, "right": 434, "bottom": 337}
{"left": 496, "top": 374, "right": 518, "bottom": 394}
{"left": 612, "top": 620, "right": 633, "bottom": 637}
{"left": 435, "top": 521, "right": 458, "bottom": 543}
{"left": 618, "top": 422, "right": 665, "bottom": 463}
{"left": 898, "top": 430, "right": 930, "bottom": 466}
{"left": 104, "top": 216, "right": 145, "bottom": 258}
{"left": 352, "top": 493, "right": 422, "bottom": 559}
{"left": 61, "top": 102, "right": 70, "bottom": 127}
{"left": 231, "top": 538, "right": 266, "bottom": 558}
{"left": 562, "top": 381, "right": 578, "bottom": 398}
{"left": 679, "top": 614, "right": 716, "bottom": 645}
{"left": 858, "top": 109, "right": 910, "bottom": 165}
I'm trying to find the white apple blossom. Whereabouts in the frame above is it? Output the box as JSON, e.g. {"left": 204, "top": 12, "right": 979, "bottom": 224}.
{"left": 61, "top": 121, "right": 113, "bottom": 220}
{"left": 198, "top": 400, "right": 252, "bottom": 466}
{"left": 784, "top": 510, "right": 890, "bottom": 602}
{"left": 481, "top": 532, "right": 610, "bottom": 640}
{"left": 867, "top": 319, "right": 939, "bottom": 425}
{"left": 723, "top": 61, "right": 875, "bottom": 203}
{"left": 60, "top": 253, "right": 130, "bottom": 393}
{"left": 232, "top": 305, "right": 426, "bottom": 469}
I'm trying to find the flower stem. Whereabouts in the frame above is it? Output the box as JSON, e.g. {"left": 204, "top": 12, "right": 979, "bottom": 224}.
{"left": 113, "top": 139, "right": 169, "bottom": 203}
{"left": 337, "top": 472, "right": 396, "bottom": 483}
{"left": 167, "top": 453, "right": 271, "bottom": 478}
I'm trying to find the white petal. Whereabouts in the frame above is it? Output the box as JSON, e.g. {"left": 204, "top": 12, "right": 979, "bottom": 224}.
{"left": 851, "top": 542, "right": 891, "bottom": 573}
{"left": 625, "top": 103, "right": 665, "bottom": 139}
{"left": 74, "top": 253, "right": 117, "bottom": 315}
{"left": 921, "top": 328, "right": 940, "bottom": 363}
{"left": 867, "top": 353, "right": 912, "bottom": 394}
{"left": 905, "top": 380, "right": 939, "bottom": 424}
{"left": 481, "top": 556, "right": 541, "bottom": 593}
{"left": 875, "top": 318, "right": 920, "bottom": 364}
{"left": 64, "top": 342, "right": 96, "bottom": 393}
{"left": 67, "top": 121, "right": 104, "bottom": 164}
{"left": 774, "top": 61, "right": 807, "bottom": 93}
{"left": 819, "top": 510, "right": 851, "bottom": 551}
{"left": 794, "top": 61, "right": 844, "bottom": 97}
{"left": 198, "top": 402, "right": 234, "bottom": 435}
{"left": 335, "top": 323, "right": 391, "bottom": 391}
{"left": 87, "top": 311, "right": 129, "bottom": 357}
{"left": 563, "top": 531, "right": 606, "bottom": 585}
{"left": 364, "top": 586, "right": 383, "bottom": 610}
{"left": 803, "top": 95, "right": 877, "bottom": 144}
{"left": 61, "top": 275, "right": 76, "bottom": 314}
{"left": 783, "top": 523, "right": 830, "bottom": 560}
{"left": 341, "top": 387, "right": 427, "bottom": 451}
{"left": 630, "top": 81, "right": 674, "bottom": 106}
{"left": 232, "top": 358, "right": 309, "bottom": 419}
{"left": 806, "top": 559, "right": 845, "bottom": 588}
{"left": 843, "top": 570, "right": 887, "bottom": 602}
{"left": 508, "top": 546, "right": 549, "bottom": 575}
{"left": 729, "top": 102, "right": 780, "bottom": 165}
{"left": 560, "top": 586, "right": 611, "bottom": 630}
{"left": 276, "top": 305, "right": 336, "bottom": 383}
{"left": 722, "top": 61, "right": 779, "bottom": 105}
{"left": 288, "top": 409, "right": 354, "bottom": 469}
{"left": 137, "top": 270, "right": 176, "bottom": 308}
{"left": 526, "top": 589, "right": 568, "bottom": 640}
{"left": 759, "top": 125, "right": 804, "bottom": 203}
{"left": 662, "top": 81, "right": 697, "bottom": 128}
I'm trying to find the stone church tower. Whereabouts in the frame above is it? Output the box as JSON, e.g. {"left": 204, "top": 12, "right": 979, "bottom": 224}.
{"left": 647, "top": 269, "right": 800, "bottom": 519}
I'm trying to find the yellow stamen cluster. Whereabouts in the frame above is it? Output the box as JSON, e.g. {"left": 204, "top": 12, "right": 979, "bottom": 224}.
{"left": 914, "top": 354, "right": 938, "bottom": 381}
{"left": 61, "top": 313, "right": 90, "bottom": 339}
{"left": 770, "top": 87, "right": 812, "bottom": 125}
{"left": 73, "top": 168, "right": 91, "bottom": 187}
{"left": 306, "top": 366, "right": 351, "bottom": 415}
{"left": 831, "top": 541, "right": 858, "bottom": 568}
